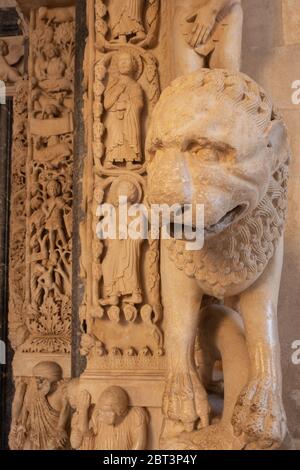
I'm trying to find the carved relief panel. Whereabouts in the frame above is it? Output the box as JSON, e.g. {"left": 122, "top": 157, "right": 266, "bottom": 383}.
{"left": 9, "top": 5, "right": 75, "bottom": 387}
{"left": 6, "top": 0, "right": 292, "bottom": 453}
{"left": 80, "top": 0, "right": 163, "bottom": 365}
{"left": 23, "top": 6, "right": 75, "bottom": 356}
{"left": 9, "top": 78, "right": 28, "bottom": 352}
{"left": 78, "top": 0, "right": 163, "bottom": 450}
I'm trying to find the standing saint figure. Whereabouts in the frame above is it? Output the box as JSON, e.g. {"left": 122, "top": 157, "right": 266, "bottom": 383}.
{"left": 104, "top": 52, "right": 144, "bottom": 169}
{"left": 76, "top": 387, "right": 148, "bottom": 450}
{"left": 172, "top": 0, "right": 243, "bottom": 77}
{"left": 98, "top": 179, "right": 144, "bottom": 306}
{"left": 108, "top": 0, "right": 146, "bottom": 43}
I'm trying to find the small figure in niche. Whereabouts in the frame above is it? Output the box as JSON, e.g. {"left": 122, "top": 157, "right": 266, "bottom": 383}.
{"left": 108, "top": 0, "right": 146, "bottom": 44}
{"left": 104, "top": 52, "right": 144, "bottom": 169}
{"left": 99, "top": 178, "right": 143, "bottom": 307}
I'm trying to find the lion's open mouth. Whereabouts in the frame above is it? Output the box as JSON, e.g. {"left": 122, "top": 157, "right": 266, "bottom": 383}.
{"left": 165, "top": 203, "right": 248, "bottom": 241}
{"left": 204, "top": 203, "right": 248, "bottom": 236}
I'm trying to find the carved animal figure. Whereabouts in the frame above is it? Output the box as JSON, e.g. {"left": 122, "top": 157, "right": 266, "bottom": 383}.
{"left": 146, "top": 69, "right": 290, "bottom": 450}
{"left": 38, "top": 6, "right": 75, "bottom": 24}
{"left": 0, "top": 39, "right": 23, "bottom": 83}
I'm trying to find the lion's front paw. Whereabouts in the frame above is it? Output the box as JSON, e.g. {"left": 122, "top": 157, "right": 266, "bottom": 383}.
{"left": 232, "top": 377, "right": 287, "bottom": 450}
{"left": 162, "top": 369, "right": 210, "bottom": 429}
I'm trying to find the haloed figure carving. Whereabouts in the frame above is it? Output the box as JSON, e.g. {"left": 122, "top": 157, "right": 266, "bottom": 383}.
{"left": 146, "top": 69, "right": 290, "bottom": 450}
{"left": 173, "top": 0, "right": 243, "bottom": 76}
{"left": 104, "top": 52, "right": 144, "bottom": 169}
{"left": 9, "top": 362, "right": 69, "bottom": 450}
{"left": 99, "top": 178, "right": 143, "bottom": 307}
{"left": 75, "top": 387, "right": 148, "bottom": 450}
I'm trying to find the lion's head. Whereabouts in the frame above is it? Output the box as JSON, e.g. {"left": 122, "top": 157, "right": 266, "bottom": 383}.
{"left": 146, "top": 69, "right": 290, "bottom": 236}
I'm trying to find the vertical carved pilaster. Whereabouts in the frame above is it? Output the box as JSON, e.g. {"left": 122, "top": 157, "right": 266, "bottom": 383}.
{"left": 81, "top": 0, "right": 163, "bottom": 363}
{"left": 77, "top": 0, "right": 164, "bottom": 450}
{"left": 8, "top": 79, "right": 28, "bottom": 351}
{"left": 8, "top": 5, "right": 75, "bottom": 450}
{"left": 20, "top": 7, "right": 75, "bottom": 357}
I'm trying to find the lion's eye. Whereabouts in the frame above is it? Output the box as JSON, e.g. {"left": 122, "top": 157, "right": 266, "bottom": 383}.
{"left": 187, "top": 142, "right": 236, "bottom": 164}
{"left": 190, "top": 146, "right": 221, "bottom": 162}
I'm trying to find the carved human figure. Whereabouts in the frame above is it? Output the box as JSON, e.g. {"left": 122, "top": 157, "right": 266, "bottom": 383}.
{"left": 76, "top": 387, "right": 148, "bottom": 450}
{"left": 37, "top": 251, "right": 65, "bottom": 303}
{"left": 146, "top": 69, "right": 290, "bottom": 449}
{"left": 44, "top": 180, "right": 67, "bottom": 252}
{"left": 35, "top": 43, "right": 70, "bottom": 93}
{"left": 109, "top": 0, "right": 146, "bottom": 43}
{"left": 44, "top": 44, "right": 66, "bottom": 80}
{"left": 9, "top": 362, "right": 70, "bottom": 450}
{"left": 99, "top": 179, "right": 143, "bottom": 306}
{"left": 104, "top": 52, "right": 143, "bottom": 168}
{"left": 0, "top": 39, "right": 22, "bottom": 84}
{"left": 172, "top": 0, "right": 243, "bottom": 77}
{"left": 29, "top": 196, "right": 47, "bottom": 258}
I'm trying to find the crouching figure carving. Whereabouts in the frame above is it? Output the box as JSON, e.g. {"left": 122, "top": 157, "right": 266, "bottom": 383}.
{"left": 146, "top": 69, "right": 290, "bottom": 450}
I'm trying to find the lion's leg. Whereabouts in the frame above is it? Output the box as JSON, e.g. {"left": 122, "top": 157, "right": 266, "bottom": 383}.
{"left": 161, "top": 303, "right": 251, "bottom": 450}
{"left": 160, "top": 240, "right": 209, "bottom": 432}
{"left": 232, "top": 236, "right": 287, "bottom": 449}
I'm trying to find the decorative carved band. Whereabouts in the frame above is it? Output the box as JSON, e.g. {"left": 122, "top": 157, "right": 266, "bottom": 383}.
{"left": 80, "top": 0, "right": 163, "bottom": 368}
{"left": 21, "top": 7, "right": 75, "bottom": 354}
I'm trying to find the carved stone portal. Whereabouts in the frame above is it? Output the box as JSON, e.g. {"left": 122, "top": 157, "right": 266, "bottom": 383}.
{"left": 7, "top": 0, "right": 291, "bottom": 451}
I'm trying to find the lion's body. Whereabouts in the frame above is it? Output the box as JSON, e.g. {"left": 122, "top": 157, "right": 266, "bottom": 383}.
{"left": 146, "top": 69, "right": 290, "bottom": 449}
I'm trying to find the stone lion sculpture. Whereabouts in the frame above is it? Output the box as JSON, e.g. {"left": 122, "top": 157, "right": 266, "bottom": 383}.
{"left": 146, "top": 68, "right": 290, "bottom": 450}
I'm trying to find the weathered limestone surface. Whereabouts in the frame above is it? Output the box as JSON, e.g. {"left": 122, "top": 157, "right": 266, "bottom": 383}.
{"left": 1, "top": 0, "right": 299, "bottom": 450}
{"left": 242, "top": 0, "right": 300, "bottom": 448}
